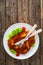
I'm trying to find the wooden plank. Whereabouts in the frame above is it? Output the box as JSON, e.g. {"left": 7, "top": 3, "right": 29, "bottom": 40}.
{"left": 14, "top": 60, "right": 23, "bottom": 65}
{"left": 22, "top": 0, "right": 29, "bottom": 23}
{"left": 41, "top": 0, "right": 43, "bottom": 65}
{"left": 0, "top": 15, "right": 2, "bottom": 65}
{"left": 18, "top": 0, "right": 23, "bottom": 22}
{"left": 29, "top": 0, "right": 36, "bottom": 25}
{"left": 10, "top": 0, "right": 18, "bottom": 24}
{"left": 5, "top": 0, "right": 11, "bottom": 29}
{"left": 41, "top": 0, "right": 43, "bottom": 20}
{"left": 5, "top": 0, "right": 18, "bottom": 65}
{"left": 0, "top": 0, "right": 6, "bottom": 65}
{"left": 18, "top": 0, "right": 30, "bottom": 23}
{"left": 29, "top": 0, "right": 41, "bottom": 65}
{"left": 5, "top": 0, "right": 18, "bottom": 29}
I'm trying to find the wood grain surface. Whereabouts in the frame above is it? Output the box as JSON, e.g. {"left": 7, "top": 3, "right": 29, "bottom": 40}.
{"left": 0, "top": 0, "right": 43, "bottom": 65}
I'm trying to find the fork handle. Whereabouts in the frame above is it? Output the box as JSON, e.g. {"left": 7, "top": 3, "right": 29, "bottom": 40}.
{"left": 30, "top": 29, "right": 42, "bottom": 37}
{"left": 26, "top": 24, "right": 37, "bottom": 37}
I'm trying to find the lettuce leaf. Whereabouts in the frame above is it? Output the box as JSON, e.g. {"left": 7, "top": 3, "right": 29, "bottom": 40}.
{"left": 8, "top": 28, "right": 22, "bottom": 40}
{"left": 32, "top": 43, "right": 35, "bottom": 47}
{"left": 10, "top": 49, "right": 16, "bottom": 54}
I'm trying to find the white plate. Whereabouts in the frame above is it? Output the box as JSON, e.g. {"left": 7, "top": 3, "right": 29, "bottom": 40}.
{"left": 3, "top": 23, "right": 39, "bottom": 59}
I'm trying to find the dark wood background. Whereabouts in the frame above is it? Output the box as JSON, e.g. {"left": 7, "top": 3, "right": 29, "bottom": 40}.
{"left": 0, "top": 0, "right": 43, "bottom": 65}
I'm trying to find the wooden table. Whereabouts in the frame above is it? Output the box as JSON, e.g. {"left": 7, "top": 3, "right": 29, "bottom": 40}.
{"left": 0, "top": 0, "right": 43, "bottom": 65}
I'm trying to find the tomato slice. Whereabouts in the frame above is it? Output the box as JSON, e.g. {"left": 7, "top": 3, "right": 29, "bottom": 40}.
{"left": 16, "top": 53, "right": 20, "bottom": 56}
{"left": 22, "top": 27, "right": 26, "bottom": 31}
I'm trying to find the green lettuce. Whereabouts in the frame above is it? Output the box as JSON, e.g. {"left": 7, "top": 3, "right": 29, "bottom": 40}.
{"left": 8, "top": 28, "right": 22, "bottom": 40}
{"left": 10, "top": 49, "right": 16, "bottom": 54}
{"left": 32, "top": 43, "right": 35, "bottom": 47}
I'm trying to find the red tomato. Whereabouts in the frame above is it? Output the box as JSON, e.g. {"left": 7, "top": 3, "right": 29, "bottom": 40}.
{"left": 22, "top": 27, "right": 26, "bottom": 31}
{"left": 16, "top": 53, "right": 20, "bottom": 56}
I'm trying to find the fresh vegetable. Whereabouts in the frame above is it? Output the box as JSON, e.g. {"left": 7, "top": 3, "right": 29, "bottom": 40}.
{"left": 10, "top": 49, "right": 20, "bottom": 56}
{"left": 16, "top": 28, "right": 22, "bottom": 33}
{"left": 22, "top": 27, "right": 26, "bottom": 31}
{"left": 10, "top": 49, "right": 16, "bottom": 54}
{"left": 16, "top": 53, "right": 20, "bottom": 56}
{"left": 8, "top": 28, "right": 22, "bottom": 40}
{"left": 32, "top": 43, "right": 35, "bottom": 47}
{"left": 11, "top": 30, "right": 17, "bottom": 36}
{"left": 8, "top": 34, "right": 11, "bottom": 40}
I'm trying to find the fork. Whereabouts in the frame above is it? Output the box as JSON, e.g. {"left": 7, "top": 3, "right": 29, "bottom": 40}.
{"left": 15, "top": 24, "right": 37, "bottom": 45}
